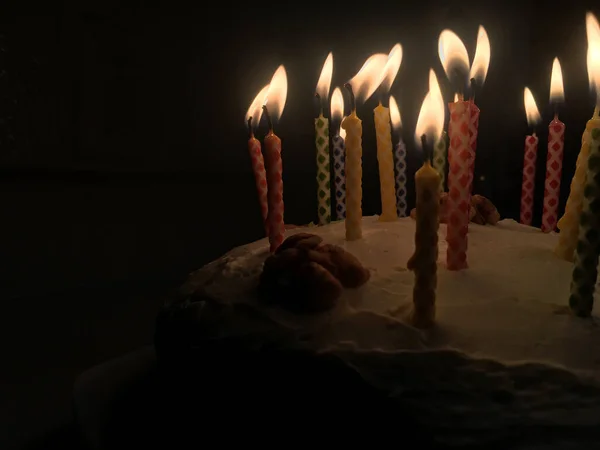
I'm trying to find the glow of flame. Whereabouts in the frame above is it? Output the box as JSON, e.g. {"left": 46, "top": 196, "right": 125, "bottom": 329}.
{"left": 469, "top": 25, "right": 491, "bottom": 85}
{"left": 264, "top": 65, "right": 288, "bottom": 122}
{"left": 454, "top": 93, "right": 459, "bottom": 102}
{"left": 245, "top": 84, "right": 269, "bottom": 129}
{"left": 340, "top": 123, "right": 347, "bottom": 141}
{"left": 348, "top": 53, "right": 388, "bottom": 104}
{"left": 438, "top": 29, "right": 470, "bottom": 81}
{"left": 429, "top": 69, "right": 443, "bottom": 104}
{"left": 316, "top": 52, "right": 334, "bottom": 101}
{"left": 389, "top": 95, "right": 402, "bottom": 131}
{"left": 586, "top": 12, "right": 600, "bottom": 100}
{"left": 330, "top": 87, "right": 344, "bottom": 123}
{"left": 524, "top": 87, "right": 541, "bottom": 127}
{"left": 415, "top": 71, "right": 445, "bottom": 146}
{"left": 549, "top": 57, "right": 565, "bottom": 103}
{"left": 379, "top": 44, "right": 403, "bottom": 94}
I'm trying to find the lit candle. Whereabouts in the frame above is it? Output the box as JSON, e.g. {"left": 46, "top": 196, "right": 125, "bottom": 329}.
{"left": 569, "top": 10, "right": 600, "bottom": 315}
{"left": 439, "top": 30, "right": 471, "bottom": 270}
{"left": 556, "top": 13, "right": 600, "bottom": 261}
{"left": 343, "top": 54, "right": 388, "bottom": 241}
{"left": 433, "top": 131, "right": 447, "bottom": 191}
{"left": 407, "top": 70, "right": 444, "bottom": 328}
{"left": 389, "top": 95, "right": 407, "bottom": 217}
{"left": 314, "top": 52, "right": 334, "bottom": 225}
{"left": 244, "top": 84, "right": 270, "bottom": 235}
{"left": 569, "top": 128, "right": 600, "bottom": 317}
{"left": 467, "top": 25, "right": 491, "bottom": 194}
{"left": 262, "top": 65, "right": 288, "bottom": 253}
{"left": 521, "top": 87, "right": 541, "bottom": 226}
{"left": 542, "top": 58, "right": 566, "bottom": 233}
{"left": 556, "top": 108, "right": 600, "bottom": 260}
{"left": 373, "top": 44, "right": 403, "bottom": 222}
{"left": 330, "top": 87, "right": 347, "bottom": 220}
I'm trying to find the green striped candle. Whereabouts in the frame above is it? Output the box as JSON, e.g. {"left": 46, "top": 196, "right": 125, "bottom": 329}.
{"left": 569, "top": 127, "right": 600, "bottom": 317}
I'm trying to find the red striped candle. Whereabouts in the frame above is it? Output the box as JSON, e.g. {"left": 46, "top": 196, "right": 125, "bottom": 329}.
{"left": 468, "top": 100, "right": 480, "bottom": 194}
{"left": 446, "top": 99, "right": 471, "bottom": 270}
{"left": 248, "top": 133, "right": 269, "bottom": 236}
{"left": 520, "top": 134, "right": 538, "bottom": 226}
{"left": 542, "top": 58, "right": 566, "bottom": 232}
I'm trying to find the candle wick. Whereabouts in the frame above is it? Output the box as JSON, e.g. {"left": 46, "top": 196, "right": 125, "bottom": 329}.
{"left": 247, "top": 117, "right": 254, "bottom": 138}
{"left": 453, "top": 68, "right": 464, "bottom": 100}
{"left": 420, "top": 134, "right": 429, "bottom": 164}
{"left": 470, "top": 78, "right": 476, "bottom": 103}
{"left": 262, "top": 105, "right": 273, "bottom": 133}
{"left": 344, "top": 82, "right": 356, "bottom": 113}
{"left": 315, "top": 92, "right": 323, "bottom": 116}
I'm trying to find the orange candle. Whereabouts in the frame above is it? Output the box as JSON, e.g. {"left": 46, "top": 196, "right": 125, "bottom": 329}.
{"left": 245, "top": 84, "right": 270, "bottom": 235}
{"left": 262, "top": 65, "right": 288, "bottom": 253}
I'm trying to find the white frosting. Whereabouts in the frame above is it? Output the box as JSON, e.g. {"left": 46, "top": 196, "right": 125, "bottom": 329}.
{"left": 184, "top": 216, "right": 600, "bottom": 378}
{"left": 179, "top": 216, "right": 600, "bottom": 444}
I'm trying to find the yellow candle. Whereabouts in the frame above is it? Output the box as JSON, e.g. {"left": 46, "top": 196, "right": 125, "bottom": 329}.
{"left": 407, "top": 69, "right": 445, "bottom": 328}
{"left": 374, "top": 102, "right": 399, "bottom": 222}
{"left": 342, "top": 53, "right": 390, "bottom": 240}
{"left": 407, "top": 161, "right": 440, "bottom": 328}
{"left": 555, "top": 107, "right": 600, "bottom": 261}
{"left": 341, "top": 108, "right": 363, "bottom": 241}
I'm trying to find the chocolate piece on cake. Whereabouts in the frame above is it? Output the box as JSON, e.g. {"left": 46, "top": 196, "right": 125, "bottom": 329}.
{"left": 472, "top": 194, "right": 501, "bottom": 225}
{"left": 259, "top": 233, "right": 369, "bottom": 313}
{"left": 410, "top": 193, "right": 499, "bottom": 225}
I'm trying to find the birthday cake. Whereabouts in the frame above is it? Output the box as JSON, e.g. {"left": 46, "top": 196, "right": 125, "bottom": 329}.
{"left": 155, "top": 216, "right": 600, "bottom": 446}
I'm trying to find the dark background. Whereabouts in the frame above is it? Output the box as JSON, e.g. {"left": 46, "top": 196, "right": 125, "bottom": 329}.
{"left": 1, "top": 0, "right": 599, "bottom": 448}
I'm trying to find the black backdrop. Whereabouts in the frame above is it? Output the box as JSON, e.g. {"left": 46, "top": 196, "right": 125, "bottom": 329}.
{"left": 1, "top": 0, "right": 599, "bottom": 296}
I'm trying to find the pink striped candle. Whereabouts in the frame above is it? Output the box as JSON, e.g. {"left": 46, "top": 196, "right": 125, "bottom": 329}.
{"left": 541, "top": 116, "right": 565, "bottom": 232}
{"left": 264, "top": 127, "right": 285, "bottom": 253}
{"left": 521, "top": 88, "right": 542, "bottom": 226}
{"left": 542, "top": 59, "right": 566, "bottom": 232}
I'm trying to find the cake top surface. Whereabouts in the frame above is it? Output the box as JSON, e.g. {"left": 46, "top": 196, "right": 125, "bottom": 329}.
{"left": 181, "top": 216, "right": 600, "bottom": 378}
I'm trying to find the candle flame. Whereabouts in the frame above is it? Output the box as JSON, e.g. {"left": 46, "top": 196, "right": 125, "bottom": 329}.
{"left": 549, "top": 57, "right": 565, "bottom": 103}
{"left": 454, "top": 93, "right": 459, "bottom": 102}
{"left": 264, "top": 65, "right": 288, "bottom": 122}
{"left": 438, "top": 29, "right": 470, "bottom": 81}
{"left": 429, "top": 69, "right": 443, "bottom": 104}
{"left": 379, "top": 43, "right": 403, "bottom": 94}
{"left": 469, "top": 25, "right": 491, "bottom": 86}
{"left": 316, "top": 52, "right": 334, "bottom": 101}
{"left": 415, "top": 70, "right": 445, "bottom": 146}
{"left": 389, "top": 95, "right": 402, "bottom": 131}
{"left": 524, "top": 87, "right": 541, "bottom": 127}
{"left": 587, "top": 12, "right": 600, "bottom": 102}
{"left": 348, "top": 53, "right": 388, "bottom": 104}
{"left": 331, "top": 87, "right": 344, "bottom": 123}
{"left": 245, "top": 84, "right": 269, "bottom": 130}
